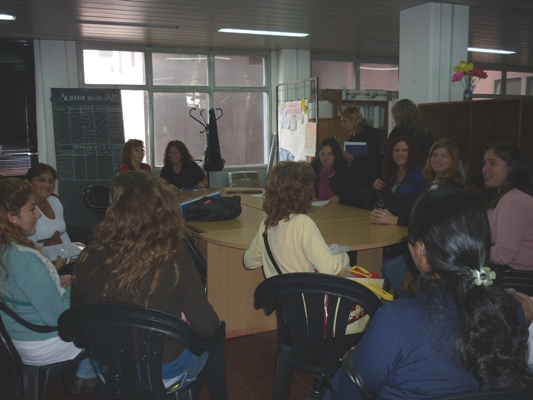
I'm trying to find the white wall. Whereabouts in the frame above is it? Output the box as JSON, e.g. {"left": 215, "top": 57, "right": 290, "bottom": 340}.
{"left": 34, "top": 40, "right": 79, "bottom": 167}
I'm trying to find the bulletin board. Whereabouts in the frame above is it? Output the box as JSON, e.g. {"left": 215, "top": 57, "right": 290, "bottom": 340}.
{"left": 276, "top": 78, "right": 318, "bottom": 163}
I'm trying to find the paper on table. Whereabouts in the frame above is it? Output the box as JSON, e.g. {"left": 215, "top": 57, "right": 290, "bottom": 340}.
{"left": 250, "top": 193, "right": 265, "bottom": 198}
{"left": 312, "top": 200, "right": 329, "bottom": 207}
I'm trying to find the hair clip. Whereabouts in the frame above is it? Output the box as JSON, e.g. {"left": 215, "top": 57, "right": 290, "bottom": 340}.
{"left": 471, "top": 266, "right": 496, "bottom": 287}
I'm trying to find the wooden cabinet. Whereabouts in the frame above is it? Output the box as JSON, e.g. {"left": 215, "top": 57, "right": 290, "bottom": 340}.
{"left": 317, "top": 90, "right": 393, "bottom": 153}
{"left": 418, "top": 98, "right": 533, "bottom": 183}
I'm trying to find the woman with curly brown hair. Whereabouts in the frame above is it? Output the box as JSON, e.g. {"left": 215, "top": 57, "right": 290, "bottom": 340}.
{"left": 243, "top": 161, "right": 349, "bottom": 278}
{"left": 423, "top": 138, "right": 465, "bottom": 190}
{"left": 72, "top": 172, "right": 218, "bottom": 392}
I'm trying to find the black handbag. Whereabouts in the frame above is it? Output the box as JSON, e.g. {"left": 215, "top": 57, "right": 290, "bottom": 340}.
{"left": 186, "top": 196, "right": 242, "bottom": 222}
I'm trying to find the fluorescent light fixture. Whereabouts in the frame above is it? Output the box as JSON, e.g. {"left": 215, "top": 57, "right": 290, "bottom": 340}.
{"left": 360, "top": 66, "right": 398, "bottom": 71}
{"left": 71, "top": 19, "right": 178, "bottom": 29}
{"left": 218, "top": 28, "right": 308, "bottom": 38}
{"left": 0, "top": 14, "right": 16, "bottom": 20}
{"left": 468, "top": 47, "right": 515, "bottom": 55}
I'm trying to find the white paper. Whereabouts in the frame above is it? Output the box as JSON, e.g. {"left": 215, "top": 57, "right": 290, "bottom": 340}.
{"left": 41, "top": 242, "right": 82, "bottom": 261}
{"left": 312, "top": 200, "right": 329, "bottom": 207}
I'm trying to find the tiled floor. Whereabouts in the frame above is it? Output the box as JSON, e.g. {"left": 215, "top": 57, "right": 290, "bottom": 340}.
{"left": 6, "top": 330, "right": 317, "bottom": 400}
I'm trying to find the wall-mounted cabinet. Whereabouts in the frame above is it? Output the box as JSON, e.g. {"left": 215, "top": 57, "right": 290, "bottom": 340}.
{"left": 317, "top": 90, "right": 395, "bottom": 153}
{"left": 418, "top": 98, "right": 533, "bottom": 183}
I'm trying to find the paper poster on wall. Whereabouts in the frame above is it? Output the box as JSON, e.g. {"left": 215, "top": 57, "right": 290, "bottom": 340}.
{"left": 279, "top": 98, "right": 312, "bottom": 162}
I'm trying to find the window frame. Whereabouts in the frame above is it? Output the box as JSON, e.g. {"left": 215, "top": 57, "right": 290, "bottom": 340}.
{"left": 77, "top": 43, "right": 271, "bottom": 172}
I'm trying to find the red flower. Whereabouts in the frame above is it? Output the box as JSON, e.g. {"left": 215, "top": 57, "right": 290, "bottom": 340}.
{"left": 469, "top": 68, "right": 488, "bottom": 79}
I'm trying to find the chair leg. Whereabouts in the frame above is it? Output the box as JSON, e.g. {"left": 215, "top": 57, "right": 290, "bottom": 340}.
{"left": 21, "top": 366, "right": 42, "bottom": 400}
{"left": 206, "top": 330, "right": 228, "bottom": 400}
{"left": 272, "top": 343, "right": 293, "bottom": 400}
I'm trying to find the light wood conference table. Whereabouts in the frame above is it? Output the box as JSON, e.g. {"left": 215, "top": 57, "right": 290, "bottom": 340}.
{"left": 184, "top": 189, "right": 407, "bottom": 338}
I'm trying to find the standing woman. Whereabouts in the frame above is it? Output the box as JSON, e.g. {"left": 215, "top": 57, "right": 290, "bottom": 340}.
{"left": 0, "top": 179, "right": 96, "bottom": 393}
{"left": 117, "top": 139, "right": 152, "bottom": 172}
{"left": 72, "top": 172, "right": 219, "bottom": 391}
{"left": 423, "top": 138, "right": 465, "bottom": 190}
{"left": 244, "top": 161, "right": 349, "bottom": 278}
{"left": 371, "top": 136, "right": 426, "bottom": 226}
{"left": 387, "top": 99, "right": 433, "bottom": 157}
{"left": 311, "top": 138, "right": 361, "bottom": 208}
{"left": 482, "top": 142, "right": 533, "bottom": 271}
{"left": 160, "top": 140, "right": 209, "bottom": 189}
{"left": 340, "top": 106, "right": 381, "bottom": 190}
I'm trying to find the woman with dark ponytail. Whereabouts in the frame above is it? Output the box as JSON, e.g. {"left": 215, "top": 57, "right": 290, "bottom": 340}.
{"left": 330, "top": 188, "right": 533, "bottom": 399}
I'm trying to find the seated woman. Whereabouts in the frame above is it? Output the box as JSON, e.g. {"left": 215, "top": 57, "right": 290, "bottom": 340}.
{"left": 387, "top": 98, "right": 433, "bottom": 157}
{"left": 26, "top": 164, "right": 71, "bottom": 247}
{"left": 330, "top": 189, "right": 533, "bottom": 399}
{"left": 117, "top": 139, "right": 152, "bottom": 172}
{"left": 311, "top": 138, "right": 361, "bottom": 208}
{"left": 422, "top": 138, "right": 465, "bottom": 190}
{"left": 340, "top": 106, "right": 381, "bottom": 190}
{"left": 243, "top": 161, "right": 349, "bottom": 278}
{"left": 72, "top": 172, "right": 219, "bottom": 392}
{"left": 482, "top": 142, "right": 533, "bottom": 271}
{"left": 160, "top": 140, "right": 209, "bottom": 189}
{"left": 370, "top": 136, "right": 426, "bottom": 227}
{"left": 0, "top": 179, "right": 96, "bottom": 393}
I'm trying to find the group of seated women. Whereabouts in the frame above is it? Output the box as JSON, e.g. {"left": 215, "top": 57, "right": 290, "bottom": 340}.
{"left": 118, "top": 138, "right": 208, "bottom": 189}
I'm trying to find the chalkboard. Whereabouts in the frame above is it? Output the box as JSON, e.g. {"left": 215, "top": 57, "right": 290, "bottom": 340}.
{"left": 51, "top": 88, "right": 125, "bottom": 229}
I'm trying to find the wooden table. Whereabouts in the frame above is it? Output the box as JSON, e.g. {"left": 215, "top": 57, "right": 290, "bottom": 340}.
{"left": 186, "top": 195, "right": 407, "bottom": 338}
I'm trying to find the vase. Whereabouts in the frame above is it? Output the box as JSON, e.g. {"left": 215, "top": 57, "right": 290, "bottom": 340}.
{"left": 463, "top": 89, "right": 473, "bottom": 101}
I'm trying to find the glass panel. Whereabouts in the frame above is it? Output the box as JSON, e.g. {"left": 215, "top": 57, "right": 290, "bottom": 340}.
{"left": 83, "top": 50, "right": 145, "bottom": 85}
{"left": 214, "top": 55, "right": 265, "bottom": 87}
{"left": 312, "top": 61, "right": 354, "bottom": 89}
{"left": 507, "top": 71, "right": 533, "bottom": 95}
{"left": 213, "top": 92, "right": 265, "bottom": 165}
{"left": 527, "top": 77, "right": 533, "bottom": 96}
{"left": 153, "top": 92, "right": 210, "bottom": 167}
{"left": 359, "top": 63, "right": 398, "bottom": 91}
{"left": 121, "top": 90, "right": 149, "bottom": 163}
{"left": 152, "top": 53, "right": 208, "bottom": 86}
{"left": 475, "top": 70, "right": 501, "bottom": 95}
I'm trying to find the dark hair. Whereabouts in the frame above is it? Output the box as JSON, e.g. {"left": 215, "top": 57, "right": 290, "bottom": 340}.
{"left": 422, "top": 139, "right": 464, "bottom": 188}
{"left": 76, "top": 172, "right": 184, "bottom": 306}
{"left": 263, "top": 161, "right": 316, "bottom": 227}
{"left": 120, "top": 139, "right": 144, "bottom": 164}
{"left": 391, "top": 99, "right": 431, "bottom": 138}
{"left": 26, "top": 163, "right": 57, "bottom": 181}
{"left": 163, "top": 140, "right": 194, "bottom": 168}
{"left": 482, "top": 142, "right": 533, "bottom": 209}
{"left": 409, "top": 189, "right": 533, "bottom": 393}
{"left": 310, "top": 138, "right": 347, "bottom": 171}
{"left": 381, "top": 136, "right": 424, "bottom": 181}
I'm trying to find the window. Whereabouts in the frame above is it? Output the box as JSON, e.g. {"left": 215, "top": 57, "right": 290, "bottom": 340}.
{"left": 311, "top": 61, "right": 354, "bottom": 89}
{"left": 506, "top": 78, "right": 522, "bottom": 95}
{"left": 359, "top": 63, "right": 398, "bottom": 91}
{"left": 81, "top": 47, "right": 269, "bottom": 167}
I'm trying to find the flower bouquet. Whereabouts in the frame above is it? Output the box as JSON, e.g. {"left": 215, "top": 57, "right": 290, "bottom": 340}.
{"left": 451, "top": 61, "right": 488, "bottom": 100}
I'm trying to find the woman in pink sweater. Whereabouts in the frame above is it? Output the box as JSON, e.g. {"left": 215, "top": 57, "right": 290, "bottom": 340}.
{"left": 482, "top": 142, "right": 533, "bottom": 271}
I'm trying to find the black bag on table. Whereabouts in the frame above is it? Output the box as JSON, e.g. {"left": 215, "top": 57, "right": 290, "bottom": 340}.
{"left": 186, "top": 196, "right": 242, "bottom": 222}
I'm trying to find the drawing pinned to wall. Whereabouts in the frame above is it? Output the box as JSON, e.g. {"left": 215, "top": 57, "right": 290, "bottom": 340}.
{"left": 304, "top": 123, "right": 317, "bottom": 156}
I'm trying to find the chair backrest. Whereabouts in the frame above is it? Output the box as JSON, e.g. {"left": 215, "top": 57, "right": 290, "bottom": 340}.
{"left": 254, "top": 273, "right": 383, "bottom": 373}
{"left": 183, "top": 233, "right": 207, "bottom": 286}
{"left": 498, "top": 270, "right": 533, "bottom": 296}
{"left": 83, "top": 184, "right": 110, "bottom": 220}
{"left": 58, "top": 303, "right": 213, "bottom": 399}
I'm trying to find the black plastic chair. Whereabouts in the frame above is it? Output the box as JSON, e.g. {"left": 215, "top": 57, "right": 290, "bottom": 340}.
{"left": 58, "top": 303, "right": 227, "bottom": 400}
{"left": 83, "top": 184, "right": 110, "bottom": 221}
{"left": 254, "top": 273, "right": 383, "bottom": 400}
{"left": 0, "top": 302, "right": 84, "bottom": 400}
{"left": 183, "top": 233, "right": 207, "bottom": 293}
{"left": 498, "top": 269, "right": 533, "bottom": 296}
{"left": 341, "top": 347, "right": 530, "bottom": 400}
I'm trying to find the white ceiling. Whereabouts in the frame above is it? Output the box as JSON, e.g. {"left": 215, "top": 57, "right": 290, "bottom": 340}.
{"left": 1, "top": 0, "right": 532, "bottom": 69}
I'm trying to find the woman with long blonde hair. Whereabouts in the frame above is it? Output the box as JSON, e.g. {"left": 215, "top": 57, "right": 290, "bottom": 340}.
{"left": 73, "top": 172, "right": 219, "bottom": 392}
{"left": 388, "top": 99, "right": 433, "bottom": 157}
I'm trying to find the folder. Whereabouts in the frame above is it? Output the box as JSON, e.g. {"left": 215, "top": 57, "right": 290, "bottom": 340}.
{"left": 344, "top": 141, "right": 368, "bottom": 157}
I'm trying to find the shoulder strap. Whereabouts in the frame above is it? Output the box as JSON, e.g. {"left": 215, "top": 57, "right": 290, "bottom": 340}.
{"left": 262, "top": 225, "right": 283, "bottom": 275}
{"left": 0, "top": 301, "right": 57, "bottom": 333}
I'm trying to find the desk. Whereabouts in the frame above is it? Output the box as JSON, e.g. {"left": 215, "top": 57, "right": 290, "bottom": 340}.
{"left": 186, "top": 199, "right": 407, "bottom": 338}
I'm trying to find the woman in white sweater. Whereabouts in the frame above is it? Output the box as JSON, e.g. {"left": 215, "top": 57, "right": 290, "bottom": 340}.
{"left": 243, "top": 161, "right": 349, "bottom": 278}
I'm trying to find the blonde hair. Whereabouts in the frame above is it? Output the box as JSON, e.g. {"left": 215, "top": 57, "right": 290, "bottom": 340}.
{"left": 422, "top": 139, "right": 464, "bottom": 188}
{"left": 392, "top": 99, "right": 431, "bottom": 138}
{"left": 120, "top": 139, "right": 144, "bottom": 164}
{"left": 263, "top": 162, "right": 316, "bottom": 227}
{"left": 339, "top": 106, "right": 370, "bottom": 134}
{"left": 76, "top": 172, "right": 184, "bottom": 305}
{"left": 0, "top": 179, "right": 37, "bottom": 290}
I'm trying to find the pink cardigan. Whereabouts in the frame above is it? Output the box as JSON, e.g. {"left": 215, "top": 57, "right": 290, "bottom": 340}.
{"left": 488, "top": 188, "right": 533, "bottom": 270}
